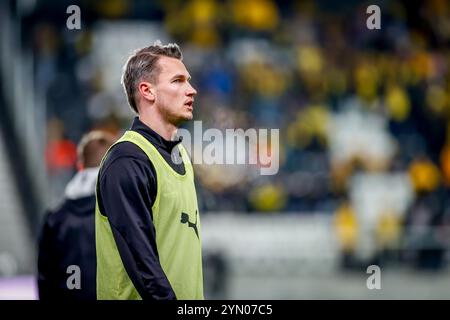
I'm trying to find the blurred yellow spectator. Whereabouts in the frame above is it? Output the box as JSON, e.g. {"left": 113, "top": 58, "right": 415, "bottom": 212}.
{"left": 165, "top": 0, "right": 221, "bottom": 47}
{"left": 334, "top": 201, "right": 358, "bottom": 252}
{"left": 426, "top": 84, "right": 449, "bottom": 115}
{"left": 295, "top": 46, "right": 325, "bottom": 96}
{"left": 229, "top": 0, "right": 279, "bottom": 31}
{"left": 325, "top": 68, "right": 348, "bottom": 96}
{"left": 241, "top": 61, "right": 289, "bottom": 97}
{"left": 384, "top": 84, "right": 411, "bottom": 122}
{"left": 296, "top": 46, "right": 323, "bottom": 75}
{"left": 287, "top": 104, "right": 329, "bottom": 149}
{"left": 410, "top": 50, "right": 433, "bottom": 82}
{"left": 375, "top": 210, "right": 402, "bottom": 250}
{"left": 249, "top": 183, "right": 287, "bottom": 212}
{"left": 189, "top": 0, "right": 221, "bottom": 47}
{"left": 354, "top": 60, "right": 380, "bottom": 103}
{"left": 408, "top": 157, "right": 441, "bottom": 193}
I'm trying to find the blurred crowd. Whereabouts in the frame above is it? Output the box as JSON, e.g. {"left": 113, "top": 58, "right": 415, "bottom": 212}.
{"left": 24, "top": 0, "right": 450, "bottom": 268}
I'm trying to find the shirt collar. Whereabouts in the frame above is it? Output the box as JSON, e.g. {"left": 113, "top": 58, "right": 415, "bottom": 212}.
{"left": 130, "top": 117, "right": 182, "bottom": 152}
{"left": 64, "top": 167, "right": 99, "bottom": 200}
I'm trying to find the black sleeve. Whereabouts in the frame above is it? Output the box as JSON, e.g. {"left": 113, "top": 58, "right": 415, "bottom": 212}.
{"left": 98, "top": 151, "right": 176, "bottom": 300}
{"left": 37, "top": 213, "right": 59, "bottom": 300}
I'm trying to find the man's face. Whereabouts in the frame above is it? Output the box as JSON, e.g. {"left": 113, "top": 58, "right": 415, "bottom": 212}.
{"left": 153, "top": 56, "right": 197, "bottom": 125}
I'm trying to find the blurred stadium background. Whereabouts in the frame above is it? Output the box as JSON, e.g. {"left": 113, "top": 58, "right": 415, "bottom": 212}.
{"left": 1, "top": 0, "right": 450, "bottom": 299}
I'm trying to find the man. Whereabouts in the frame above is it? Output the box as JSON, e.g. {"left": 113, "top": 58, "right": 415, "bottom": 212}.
{"left": 38, "top": 130, "right": 116, "bottom": 300}
{"left": 95, "top": 41, "right": 204, "bottom": 300}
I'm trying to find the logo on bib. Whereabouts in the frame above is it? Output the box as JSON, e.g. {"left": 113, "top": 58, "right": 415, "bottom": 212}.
{"left": 180, "top": 210, "right": 199, "bottom": 239}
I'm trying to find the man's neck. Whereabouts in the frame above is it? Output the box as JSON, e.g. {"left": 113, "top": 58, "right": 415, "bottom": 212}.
{"left": 138, "top": 113, "right": 177, "bottom": 141}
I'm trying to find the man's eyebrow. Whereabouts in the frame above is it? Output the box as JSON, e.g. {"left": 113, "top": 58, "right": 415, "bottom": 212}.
{"left": 171, "top": 74, "right": 192, "bottom": 81}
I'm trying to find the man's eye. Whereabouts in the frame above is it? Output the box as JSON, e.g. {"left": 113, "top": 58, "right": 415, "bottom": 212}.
{"left": 173, "top": 79, "right": 182, "bottom": 83}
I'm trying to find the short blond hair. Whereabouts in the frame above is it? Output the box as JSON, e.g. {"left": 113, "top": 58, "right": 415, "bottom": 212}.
{"left": 77, "top": 131, "right": 116, "bottom": 168}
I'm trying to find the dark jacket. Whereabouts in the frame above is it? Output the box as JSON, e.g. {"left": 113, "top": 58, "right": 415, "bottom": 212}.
{"left": 38, "top": 167, "right": 99, "bottom": 300}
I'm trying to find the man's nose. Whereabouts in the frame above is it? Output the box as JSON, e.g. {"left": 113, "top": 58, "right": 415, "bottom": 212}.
{"left": 187, "top": 82, "right": 197, "bottom": 96}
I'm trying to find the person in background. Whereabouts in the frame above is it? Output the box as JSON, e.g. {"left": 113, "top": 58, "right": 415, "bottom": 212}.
{"left": 38, "top": 130, "right": 116, "bottom": 300}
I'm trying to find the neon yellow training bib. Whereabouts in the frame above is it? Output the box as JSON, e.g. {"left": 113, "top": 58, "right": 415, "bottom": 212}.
{"left": 95, "top": 130, "right": 204, "bottom": 300}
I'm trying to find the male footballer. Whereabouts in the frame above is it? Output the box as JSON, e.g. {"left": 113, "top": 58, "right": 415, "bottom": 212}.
{"left": 95, "top": 41, "right": 203, "bottom": 300}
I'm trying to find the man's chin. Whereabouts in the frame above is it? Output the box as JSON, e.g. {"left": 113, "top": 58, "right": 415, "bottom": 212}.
{"left": 182, "top": 111, "right": 194, "bottom": 121}
{"left": 173, "top": 112, "right": 193, "bottom": 125}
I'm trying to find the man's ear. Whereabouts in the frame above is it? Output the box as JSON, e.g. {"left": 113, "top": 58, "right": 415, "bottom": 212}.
{"left": 138, "top": 81, "right": 155, "bottom": 103}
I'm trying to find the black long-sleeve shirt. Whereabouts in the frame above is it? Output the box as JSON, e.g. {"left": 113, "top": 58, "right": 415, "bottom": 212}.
{"left": 96, "top": 117, "right": 185, "bottom": 300}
